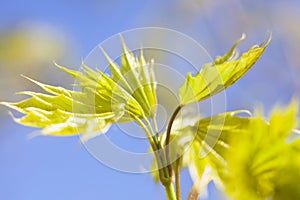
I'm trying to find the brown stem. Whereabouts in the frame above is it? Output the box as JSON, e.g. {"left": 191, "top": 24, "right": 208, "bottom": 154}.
{"left": 165, "top": 105, "right": 183, "bottom": 175}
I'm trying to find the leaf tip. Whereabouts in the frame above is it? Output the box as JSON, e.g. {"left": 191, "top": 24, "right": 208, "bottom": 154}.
{"left": 7, "top": 111, "right": 22, "bottom": 123}
{"left": 27, "top": 130, "right": 44, "bottom": 140}
{"left": 241, "top": 33, "right": 246, "bottom": 40}
{"left": 21, "top": 74, "right": 39, "bottom": 85}
{"left": 260, "top": 31, "right": 272, "bottom": 48}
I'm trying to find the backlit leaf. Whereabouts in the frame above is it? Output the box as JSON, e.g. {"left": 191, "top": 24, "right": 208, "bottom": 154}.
{"left": 179, "top": 33, "right": 271, "bottom": 105}
{"left": 185, "top": 110, "right": 251, "bottom": 182}
{"left": 150, "top": 110, "right": 251, "bottom": 183}
{"left": 219, "top": 101, "right": 299, "bottom": 200}
{"left": 1, "top": 39, "right": 158, "bottom": 140}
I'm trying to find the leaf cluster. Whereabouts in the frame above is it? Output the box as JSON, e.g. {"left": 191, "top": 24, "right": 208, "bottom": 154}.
{"left": 2, "top": 32, "right": 299, "bottom": 200}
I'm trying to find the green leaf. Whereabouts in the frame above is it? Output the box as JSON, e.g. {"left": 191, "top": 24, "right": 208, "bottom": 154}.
{"left": 55, "top": 63, "right": 145, "bottom": 120}
{"left": 179, "top": 33, "right": 271, "bottom": 105}
{"left": 1, "top": 77, "right": 116, "bottom": 140}
{"left": 273, "top": 138, "right": 300, "bottom": 200}
{"left": 269, "top": 99, "right": 298, "bottom": 139}
{"left": 186, "top": 110, "right": 252, "bottom": 182}
{"left": 149, "top": 110, "right": 251, "bottom": 183}
{"left": 117, "top": 36, "right": 157, "bottom": 117}
{"left": 11, "top": 108, "right": 113, "bottom": 135}
{"left": 100, "top": 37, "right": 157, "bottom": 118}
{"left": 1, "top": 38, "right": 158, "bottom": 140}
{"left": 166, "top": 101, "right": 299, "bottom": 200}
{"left": 219, "top": 101, "right": 299, "bottom": 200}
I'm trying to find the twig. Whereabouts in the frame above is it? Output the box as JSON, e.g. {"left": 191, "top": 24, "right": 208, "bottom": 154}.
{"left": 165, "top": 105, "right": 183, "bottom": 175}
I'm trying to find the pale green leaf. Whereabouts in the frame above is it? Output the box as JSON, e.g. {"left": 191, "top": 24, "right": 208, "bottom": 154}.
{"left": 119, "top": 36, "right": 157, "bottom": 117}
{"left": 1, "top": 76, "right": 116, "bottom": 138}
{"left": 179, "top": 33, "right": 271, "bottom": 105}
{"left": 219, "top": 101, "right": 300, "bottom": 200}
{"left": 100, "top": 38, "right": 157, "bottom": 118}
{"left": 149, "top": 110, "right": 251, "bottom": 183}
{"left": 186, "top": 111, "right": 251, "bottom": 182}
{"left": 1, "top": 39, "right": 158, "bottom": 139}
{"left": 269, "top": 99, "right": 298, "bottom": 140}
{"left": 175, "top": 101, "right": 299, "bottom": 200}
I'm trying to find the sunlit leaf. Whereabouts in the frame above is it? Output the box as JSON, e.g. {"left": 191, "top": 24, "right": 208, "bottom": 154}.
{"left": 1, "top": 39, "right": 158, "bottom": 140}
{"left": 100, "top": 38, "right": 157, "bottom": 118}
{"left": 149, "top": 110, "right": 251, "bottom": 183}
{"left": 161, "top": 101, "right": 299, "bottom": 200}
{"left": 269, "top": 99, "right": 298, "bottom": 139}
{"left": 0, "top": 77, "right": 116, "bottom": 140}
{"left": 273, "top": 138, "right": 300, "bottom": 200}
{"left": 112, "top": 37, "right": 157, "bottom": 117}
{"left": 179, "top": 33, "right": 271, "bottom": 105}
{"left": 220, "top": 101, "right": 299, "bottom": 200}
{"left": 55, "top": 63, "right": 145, "bottom": 121}
{"left": 186, "top": 110, "right": 251, "bottom": 181}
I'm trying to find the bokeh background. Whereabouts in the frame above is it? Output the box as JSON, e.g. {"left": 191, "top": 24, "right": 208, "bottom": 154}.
{"left": 0, "top": 0, "right": 299, "bottom": 199}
